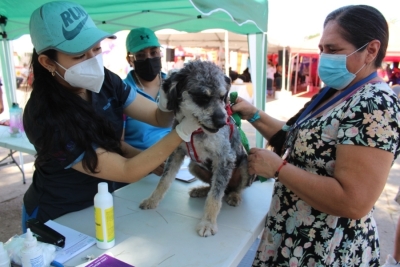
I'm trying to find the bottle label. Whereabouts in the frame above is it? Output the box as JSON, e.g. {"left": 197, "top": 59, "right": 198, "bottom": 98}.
{"left": 21, "top": 254, "right": 44, "bottom": 267}
{"left": 95, "top": 207, "right": 115, "bottom": 242}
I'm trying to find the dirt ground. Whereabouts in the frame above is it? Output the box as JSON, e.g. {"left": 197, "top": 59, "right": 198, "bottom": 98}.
{"left": 0, "top": 151, "right": 34, "bottom": 243}
{"left": 0, "top": 195, "right": 25, "bottom": 241}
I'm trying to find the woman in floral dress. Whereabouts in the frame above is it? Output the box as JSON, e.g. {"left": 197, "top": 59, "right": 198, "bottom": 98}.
{"left": 231, "top": 5, "right": 400, "bottom": 267}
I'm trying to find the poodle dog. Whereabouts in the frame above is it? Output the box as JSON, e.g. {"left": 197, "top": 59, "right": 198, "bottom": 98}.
{"left": 139, "top": 61, "right": 255, "bottom": 237}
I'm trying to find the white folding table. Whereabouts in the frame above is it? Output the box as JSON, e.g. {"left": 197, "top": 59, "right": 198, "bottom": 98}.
{"left": 0, "top": 125, "right": 36, "bottom": 183}
{"left": 56, "top": 175, "right": 274, "bottom": 267}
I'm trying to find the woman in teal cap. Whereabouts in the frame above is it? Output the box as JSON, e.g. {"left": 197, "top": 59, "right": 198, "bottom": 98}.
{"left": 120, "top": 28, "right": 171, "bottom": 180}
{"left": 21, "top": 1, "right": 199, "bottom": 230}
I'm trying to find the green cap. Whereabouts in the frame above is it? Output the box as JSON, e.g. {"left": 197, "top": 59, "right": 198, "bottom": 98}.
{"left": 126, "top": 28, "right": 161, "bottom": 53}
{"left": 29, "top": 1, "right": 116, "bottom": 55}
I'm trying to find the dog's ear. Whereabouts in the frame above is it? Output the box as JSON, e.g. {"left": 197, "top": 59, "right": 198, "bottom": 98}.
{"left": 162, "top": 72, "right": 178, "bottom": 93}
{"left": 224, "top": 75, "right": 232, "bottom": 86}
{"left": 223, "top": 75, "right": 231, "bottom": 103}
{"left": 162, "top": 73, "right": 178, "bottom": 111}
{"left": 162, "top": 71, "right": 185, "bottom": 112}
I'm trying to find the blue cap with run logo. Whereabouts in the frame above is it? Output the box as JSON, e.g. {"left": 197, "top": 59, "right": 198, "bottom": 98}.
{"left": 29, "top": 1, "right": 116, "bottom": 55}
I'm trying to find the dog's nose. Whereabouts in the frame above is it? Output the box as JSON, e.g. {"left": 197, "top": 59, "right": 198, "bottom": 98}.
{"left": 214, "top": 119, "right": 226, "bottom": 129}
{"left": 212, "top": 111, "right": 227, "bottom": 129}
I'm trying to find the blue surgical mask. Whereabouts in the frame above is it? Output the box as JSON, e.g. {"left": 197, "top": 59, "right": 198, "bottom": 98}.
{"left": 318, "top": 43, "right": 368, "bottom": 90}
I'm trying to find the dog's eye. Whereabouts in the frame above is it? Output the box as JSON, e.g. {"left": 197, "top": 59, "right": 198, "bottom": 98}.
{"left": 195, "top": 98, "right": 210, "bottom": 105}
{"left": 191, "top": 94, "right": 210, "bottom": 106}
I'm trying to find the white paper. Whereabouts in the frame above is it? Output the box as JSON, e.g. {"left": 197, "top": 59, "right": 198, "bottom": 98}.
{"left": 176, "top": 168, "right": 197, "bottom": 182}
{"left": 175, "top": 157, "right": 197, "bottom": 183}
{"left": 45, "top": 220, "right": 96, "bottom": 264}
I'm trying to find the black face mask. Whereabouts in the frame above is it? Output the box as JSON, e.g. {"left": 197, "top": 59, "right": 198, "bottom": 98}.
{"left": 133, "top": 57, "right": 162, "bottom": 81}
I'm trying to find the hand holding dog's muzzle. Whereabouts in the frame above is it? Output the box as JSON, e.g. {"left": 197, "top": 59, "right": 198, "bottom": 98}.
{"left": 175, "top": 117, "right": 201, "bottom": 142}
{"left": 158, "top": 89, "right": 170, "bottom": 112}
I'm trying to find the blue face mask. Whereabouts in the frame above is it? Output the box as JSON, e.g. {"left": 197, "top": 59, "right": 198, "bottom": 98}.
{"left": 318, "top": 43, "right": 368, "bottom": 90}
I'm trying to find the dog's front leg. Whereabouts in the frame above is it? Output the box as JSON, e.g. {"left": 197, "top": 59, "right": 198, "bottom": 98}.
{"left": 197, "top": 160, "right": 234, "bottom": 237}
{"left": 139, "top": 148, "right": 186, "bottom": 209}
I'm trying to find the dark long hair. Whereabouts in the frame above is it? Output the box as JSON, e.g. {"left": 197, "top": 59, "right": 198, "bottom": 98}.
{"left": 324, "top": 5, "right": 388, "bottom": 67}
{"left": 269, "top": 5, "right": 389, "bottom": 155}
{"left": 27, "top": 49, "right": 122, "bottom": 173}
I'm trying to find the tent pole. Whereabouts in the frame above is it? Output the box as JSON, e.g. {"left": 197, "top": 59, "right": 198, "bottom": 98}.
{"left": 294, "top": 55, "right": 300, "bottom": 94}
{"left": 308, "top": 57, "right": 313, "bottom": 91}
{"left": 281, "top": 46, "right": 286, "bottom": 91}
{"left": 248, "top": 33, "right": 267, "bottom": 148}
{"left": 0, "top": 39, "right": 17, "bottom": 107}
{"left": 287, "top": 54, "right": 293, "bottom": 94}
{"left": 224, "top": 30, "right": 229, "bottom": 76}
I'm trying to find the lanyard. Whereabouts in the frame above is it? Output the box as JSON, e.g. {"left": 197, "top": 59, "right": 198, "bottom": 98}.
{"left": 293, "top": 71, "right": 378, "bottom": 129}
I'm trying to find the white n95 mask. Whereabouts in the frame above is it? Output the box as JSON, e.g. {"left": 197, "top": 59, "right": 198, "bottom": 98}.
{"left": 55, "top": 53, "right": 105, "bottom": 93}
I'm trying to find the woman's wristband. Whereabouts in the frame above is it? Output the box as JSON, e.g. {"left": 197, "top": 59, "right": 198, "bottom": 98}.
{"left": 274, "top": 160, "right": 287, "bottom": 180}
{"left": 247, "top": 109, "right": 260, "bottom": 123}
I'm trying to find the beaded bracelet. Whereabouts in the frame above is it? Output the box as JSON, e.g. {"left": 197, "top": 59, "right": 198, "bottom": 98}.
{"left": 247, "top": 110, "right": 260, "bottom": 123}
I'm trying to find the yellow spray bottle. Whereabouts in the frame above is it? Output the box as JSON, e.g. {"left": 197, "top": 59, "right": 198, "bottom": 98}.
{"left": 94, "top": 182, "right": 115, "bottom": 249}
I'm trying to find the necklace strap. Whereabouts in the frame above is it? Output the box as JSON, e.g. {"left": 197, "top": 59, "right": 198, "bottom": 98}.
{"left": 134, "top": 72, "right": 162, "bottom": 91}
{"left": 294, "top": 71, "right": 378, "bottom": 129}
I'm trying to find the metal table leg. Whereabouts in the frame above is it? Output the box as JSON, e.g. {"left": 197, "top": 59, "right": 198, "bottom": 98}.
{"left": 0, "top": 149, "right": 26, "bottom": 184}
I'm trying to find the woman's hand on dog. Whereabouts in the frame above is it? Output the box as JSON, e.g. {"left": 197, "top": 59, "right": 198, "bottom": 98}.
{"left": 248, "top": 148, "right": 282, "bottom": 178}
{"left": 175, "top": 117, "right": 201, "bottom": 142}
{"left": 231, "top": 97, "right": 259, "bottom": 120}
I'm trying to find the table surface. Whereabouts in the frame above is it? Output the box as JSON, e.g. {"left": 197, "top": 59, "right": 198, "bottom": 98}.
{"left": 56, "top": 175, "right": 274, "bottom": 267}
{"left": 0, "top": 125, "right": 36, "bottom": 155}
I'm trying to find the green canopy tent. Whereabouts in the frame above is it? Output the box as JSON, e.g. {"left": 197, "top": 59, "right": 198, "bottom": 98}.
{"left": 0, "top": 0, "right": 268, "bottom": 147}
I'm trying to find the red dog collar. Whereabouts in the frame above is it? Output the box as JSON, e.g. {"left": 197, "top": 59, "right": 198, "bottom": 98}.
{"left": 186, "top": 104, "right": 234, "bottom": 163}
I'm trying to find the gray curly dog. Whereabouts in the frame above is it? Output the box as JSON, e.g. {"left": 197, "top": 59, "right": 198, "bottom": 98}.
{"left": 139, "top": 60, "right": 255, "bottom": 237}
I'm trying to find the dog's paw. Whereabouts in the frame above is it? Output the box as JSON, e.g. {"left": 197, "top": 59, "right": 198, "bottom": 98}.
{"left": 189, "top": 186, "right": 210, "bottom": 198}
{"left": 139, "top": 198, "right": 159, "bottom": 210}
{"left": 196, "top": 220, "right": 218, "bottom": 237}
{"left": 225, "top": 192, "right": 242, "bottom": 206}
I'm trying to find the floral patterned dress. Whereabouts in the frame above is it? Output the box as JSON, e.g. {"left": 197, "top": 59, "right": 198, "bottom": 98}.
{"left": 253, "top": 82, "right": 400, "bottom": 267}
